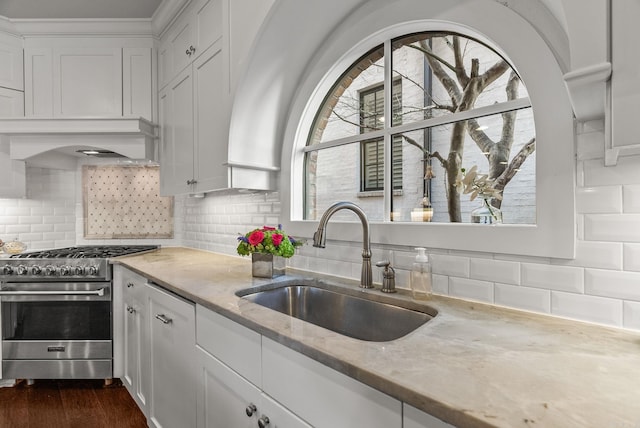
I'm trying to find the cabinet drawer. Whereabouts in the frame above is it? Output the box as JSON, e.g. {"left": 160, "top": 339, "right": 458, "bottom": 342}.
{"left": 262, "top": 337, "right": 402, "bottom": 428}
{"left": 196, "top": 305, "right": 261, "bottom": 387}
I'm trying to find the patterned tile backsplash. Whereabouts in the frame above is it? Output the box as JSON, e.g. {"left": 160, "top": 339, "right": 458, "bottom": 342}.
{"left": 82, "top": 165, "right": 173, "bottom": 239}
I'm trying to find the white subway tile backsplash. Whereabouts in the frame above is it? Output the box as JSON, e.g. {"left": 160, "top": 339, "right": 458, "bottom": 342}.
{"left": 585, "top": 269, "right": 640, "bottom": 301}
{"left": 556, "top": 240, "right": 623, "bottom": 270}
{"left": 576, "top": 186, "right": 622, "bottom": 213}
{"left": 623, "top": 301, "right": 640, "bottom": 330}
{"left": 432, "top": 274, "right": 449, "bottom": 294}
{"left": 584, "top": 214, "right": 640, "bottom": 242}
{"left": 449, "top": 277, "right": 493, "bottom": 303}
{"left": 623, "top": 184, "right": 640, "bottom": 213}
{"left": 583, "top": 155, "right": 640, "bottom": 187}
{"left": 431, "top": 254, "right": 470, "bottom": 278}
{"left": 521, "top": 263, "right": 584, "bottom": 293}
{"left": 495, "top": 283, "right": 551, "bottom": 313}
{"left": 470, "top": 258, "right": 520, "bottom": 284}
{"left": 551, "top": 291, "right": 623, "bottom": 327}
{"left": 623, "top": 243, "right": 640, "bottom": 272}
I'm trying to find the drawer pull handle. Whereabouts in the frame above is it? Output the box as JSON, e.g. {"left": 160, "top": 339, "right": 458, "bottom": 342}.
{"left": 155, "top": 314, "right": 172, "bottom": 324}
{"left": 127, "top": 305, "right": 136, "bottom": 314}
{"left": 245, "top": 403, "right": 257, "bottom": 417}
{"left": 258, "top": 415, "right": 270, "bottom": 428}
{"left": 127, "top": 282, "right": 134, "bottom": 288}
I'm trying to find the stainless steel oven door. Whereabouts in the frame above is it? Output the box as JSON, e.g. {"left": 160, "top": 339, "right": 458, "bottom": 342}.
{"left": 0, "top": 282, "right": 112, "bottom": 379}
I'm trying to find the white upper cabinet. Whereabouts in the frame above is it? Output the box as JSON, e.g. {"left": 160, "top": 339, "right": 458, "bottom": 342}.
{"left": 24, "top": 41, "right": 153, "bottom": 120}
{"left": 0, "top": 33, "right": 24, "bottom": 92}
{"left": 158, "top": 0, "right": 222, "bottom": 91}
{"left": 53, "top": 47, "right": 123, "bottom": 117}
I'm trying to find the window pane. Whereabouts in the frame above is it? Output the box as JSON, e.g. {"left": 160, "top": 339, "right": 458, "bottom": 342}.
{"left": 391, "top": 107, "right": 536, "bottom": 224}
{"left": 305, "top": 147, "right": 384, "bottom": 222}
{"left": 391, "top": 32, "right": 529, "bottom": 127}
{"left": 309, "top": 46, "right": 385, "bottom": 145}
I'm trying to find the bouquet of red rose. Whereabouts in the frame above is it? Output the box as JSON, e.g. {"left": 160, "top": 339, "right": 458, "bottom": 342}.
{"left": 236, "top": 225, "right": 303, "bottom": 258}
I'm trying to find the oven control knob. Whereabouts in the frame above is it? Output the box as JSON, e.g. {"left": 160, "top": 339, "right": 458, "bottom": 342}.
{"left": 44, "top": 265, "right": 57, "bottom": 276}
{"left": 88, "top": 266, "right": 99, "bottom": 276}
{"left": 74, "top": 266, "right": 85, "bottom": 276}
{"left": 17, "top": 265, "right": 28, "bottom": 275}
{"left": 60, "top": 265, "right": 71, "bottom": 276}
{"left": 31, "top": 265, "right": 42, "bottom": 275}
{"left": 2, "top": 265, "right": 13, "bottom": 275}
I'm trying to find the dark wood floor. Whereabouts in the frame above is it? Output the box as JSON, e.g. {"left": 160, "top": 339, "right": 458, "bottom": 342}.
{"left": 0, "top": 379, "right": 147, "bottom": 428}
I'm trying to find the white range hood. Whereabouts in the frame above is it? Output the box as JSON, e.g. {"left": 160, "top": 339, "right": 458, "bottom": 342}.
{"left": 0, "top": 117, "right": 158, "bottom": 162}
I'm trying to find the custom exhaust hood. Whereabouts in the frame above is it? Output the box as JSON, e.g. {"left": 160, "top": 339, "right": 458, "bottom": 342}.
{"left": 0, "top": 117, "right": 158, "bottom": 163}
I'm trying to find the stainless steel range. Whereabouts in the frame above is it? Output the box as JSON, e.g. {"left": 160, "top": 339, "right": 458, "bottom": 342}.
{"left": 0, "top": 245, "right": 158, "bottom": 381}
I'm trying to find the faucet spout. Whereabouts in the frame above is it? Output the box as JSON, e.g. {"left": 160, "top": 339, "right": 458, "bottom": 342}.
{"left": 313, "top": 202, "right": 373, "bottom": 289}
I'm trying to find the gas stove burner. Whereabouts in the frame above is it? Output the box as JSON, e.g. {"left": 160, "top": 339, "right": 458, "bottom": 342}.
{"left": 11, "top": 245, "right": 159, "bottom": 259}
{"left": 1, "top": 245, "right": 159, "bottom": 282}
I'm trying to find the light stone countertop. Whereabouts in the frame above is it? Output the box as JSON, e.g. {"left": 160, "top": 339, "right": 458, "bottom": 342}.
{"left": 113, "top": 247, "right": 640, "bottom": 428}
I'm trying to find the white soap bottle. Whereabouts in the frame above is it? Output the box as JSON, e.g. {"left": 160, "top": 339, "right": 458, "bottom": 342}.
{"left": 410, "top": 247, "right": 431, "bottom": 299}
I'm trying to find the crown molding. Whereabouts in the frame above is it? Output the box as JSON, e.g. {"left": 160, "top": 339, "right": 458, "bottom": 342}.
{"left": 7, "top": 18, "right": 154, "bottom": 37}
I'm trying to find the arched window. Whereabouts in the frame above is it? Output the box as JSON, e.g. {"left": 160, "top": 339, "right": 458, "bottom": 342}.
{"left": 230, "top": 0, "right": 575, "bottom": 258}
{"left": 304, "top": 32, "right": 535, "bottom": 225}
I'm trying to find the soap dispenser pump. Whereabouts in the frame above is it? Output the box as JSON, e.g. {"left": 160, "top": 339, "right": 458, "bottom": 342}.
{"left": 410, "top": 247, "right": 431, "bottom": 299}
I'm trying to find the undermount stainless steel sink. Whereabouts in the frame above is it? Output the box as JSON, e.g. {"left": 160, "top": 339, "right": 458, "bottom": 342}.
{"left": 236, "top": 280, "right": 437, "bottom": 342}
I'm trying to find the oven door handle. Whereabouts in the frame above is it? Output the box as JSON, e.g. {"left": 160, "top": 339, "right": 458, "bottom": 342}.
{"left": 0, "top": 288, "right": 105, "bottom": 297}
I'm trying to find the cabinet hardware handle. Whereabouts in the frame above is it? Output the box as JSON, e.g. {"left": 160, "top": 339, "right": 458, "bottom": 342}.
{"left": 187, "top": 179, "right": 198, "bottom": 185}
{"left": 155, "top": 313, "right": 173, "bottom": 324}
{"left": 245, "top": 403, "right": 257, "bottom": 417}
{"left": 126, "top": 305, "right": 136, "bottom": 314}
{"left": 258, "top": 415, "right": 270, "bottom": 428}
{"left": 189, "top": 45, "right": 195, "bottom": 54}
{"left": 127, "top": 282, "right": 134, "bottom": 288}
{"left": 186, "top": 48, "right": 191, "bottom": 56}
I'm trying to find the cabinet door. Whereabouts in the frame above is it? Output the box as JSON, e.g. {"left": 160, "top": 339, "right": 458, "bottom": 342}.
{"left": 193, "top": 0, "right": 223, "bottom": 58}
{"left": 52, "top": 47, "right": 123, "bottom": 116}
{"left": 147, "top": 284, "right": 196, "bottom": 428}
{"left": 0, "top": 38, "right": 23, "bottom": 91}
{"left": 122, "top": 278, "right": 149, "bottom": 415}
{"left": 403, "top": 404, "right": 455, "bottom": 428}
{"left": 159, "top": 67, "right": 195, "bottom": 196}
{"left": 168, "top": 13, "right": 195, "bottom": 81}
{"left": 193, "top": 40, "right": 229, "bottom": 192}
{"left": 196, "top": 345, "right": 260, "bottom": 428}
{"left": 262, "top": 337, "right": 402, "bottom": 428}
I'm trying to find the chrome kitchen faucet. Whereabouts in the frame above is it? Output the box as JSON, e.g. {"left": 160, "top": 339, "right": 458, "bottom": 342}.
{"left": 313, "top": 201, "right": 373, "bottom": 289}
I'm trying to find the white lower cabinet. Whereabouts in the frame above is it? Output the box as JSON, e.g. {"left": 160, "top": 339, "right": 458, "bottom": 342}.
{"left": 147, "top": 283, "right": 197, "bottom": 428}
{"left": 196, "top": 345, "right": 310, "bottom": 428}
{"left": 262, "top": 337, "right": 402, "bottom": 428}
{"left": 114, "top": 266, "right": 196, "bottom": 428}
{"left": 195, "top": 306, "right": 311, "bottom": 428}
{"left": 115, "top": 280, "right": 449, "bottom": 428}
{"left": 119, "top": 268, "right": 150, "bottom": 415}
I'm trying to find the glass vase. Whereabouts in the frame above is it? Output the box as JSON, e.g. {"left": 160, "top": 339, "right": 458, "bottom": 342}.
{"left": 470, "top": 198, "right": 503, "bottom": 224}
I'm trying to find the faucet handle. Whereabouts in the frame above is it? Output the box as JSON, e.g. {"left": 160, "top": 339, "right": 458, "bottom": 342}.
{"left": 376, "top": 260, "right": 396, "bottom": 293}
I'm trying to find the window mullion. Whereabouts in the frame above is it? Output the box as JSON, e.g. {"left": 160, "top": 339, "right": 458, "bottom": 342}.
{"left": 383, "top": 38, "right": 393, "bottom": 222}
